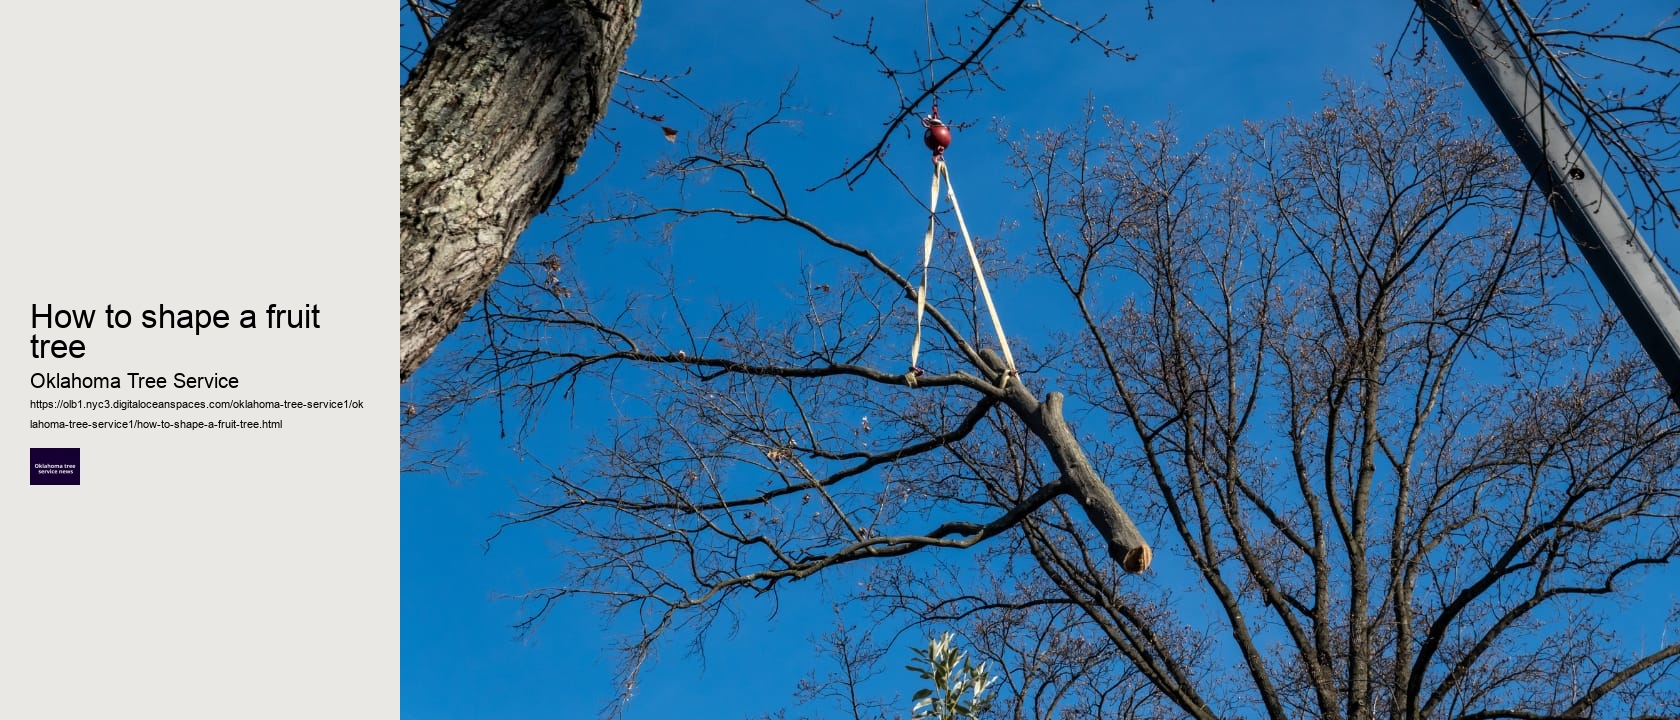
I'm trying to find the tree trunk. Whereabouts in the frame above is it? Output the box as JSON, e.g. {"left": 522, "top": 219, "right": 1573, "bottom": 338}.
{"left": 400, "top": 0, "right": 642, "bottom": 381}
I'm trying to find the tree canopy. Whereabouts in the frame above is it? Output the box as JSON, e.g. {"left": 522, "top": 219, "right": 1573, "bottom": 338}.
{"left": 401, "top": 3, "right": 1680, "bottom": 718}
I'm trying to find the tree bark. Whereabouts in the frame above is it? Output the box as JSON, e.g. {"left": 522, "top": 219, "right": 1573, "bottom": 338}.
{"left": 981, "top": 349, "right": 1153, "bottom": 572}
{"left": 400, "top": 0, "right": 641, "bottom": 381}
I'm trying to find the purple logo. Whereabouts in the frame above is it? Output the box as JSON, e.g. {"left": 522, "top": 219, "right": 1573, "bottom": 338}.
{"left": 30, "top": 447, "right": 80, "bottom": 485}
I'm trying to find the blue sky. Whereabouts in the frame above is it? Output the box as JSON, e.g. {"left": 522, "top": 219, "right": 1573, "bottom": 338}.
{"left": 401, "top": 3, "right": 1676, "bottom": 718}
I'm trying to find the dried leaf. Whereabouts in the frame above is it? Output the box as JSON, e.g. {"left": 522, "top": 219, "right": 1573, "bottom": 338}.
{"left": 661, "top": 126, "right": 678, "bottom": 142}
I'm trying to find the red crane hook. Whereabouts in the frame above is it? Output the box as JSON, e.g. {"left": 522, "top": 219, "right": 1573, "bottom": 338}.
{"left": 922, "top": 103, "right": 951, "bottom": 161}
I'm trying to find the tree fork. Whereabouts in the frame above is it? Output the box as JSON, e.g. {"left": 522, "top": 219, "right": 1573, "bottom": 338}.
{"left": 400, "top": 0, "right": 642, "bottom": 381}
{"left": 981, "top": 349, "right": 1153, "bottom": 572}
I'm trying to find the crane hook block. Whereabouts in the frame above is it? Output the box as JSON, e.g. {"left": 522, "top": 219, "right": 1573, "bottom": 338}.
{"left": 922, "top": 104, "right": 951, "bottom": 157}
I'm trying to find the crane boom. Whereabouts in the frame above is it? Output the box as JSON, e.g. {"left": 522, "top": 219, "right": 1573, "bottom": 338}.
{"left": 1416, "top": 0, "right": 1680, "bottom": 402}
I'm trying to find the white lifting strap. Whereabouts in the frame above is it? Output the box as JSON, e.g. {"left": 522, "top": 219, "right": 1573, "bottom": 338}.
{"left": 909, "top": 158, "right": 1018, "bottom": 379}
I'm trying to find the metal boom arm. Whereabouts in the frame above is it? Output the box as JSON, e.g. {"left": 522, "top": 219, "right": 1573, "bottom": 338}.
{"left": 1416, "top": 0, "right": 1680, "bottom": 402}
